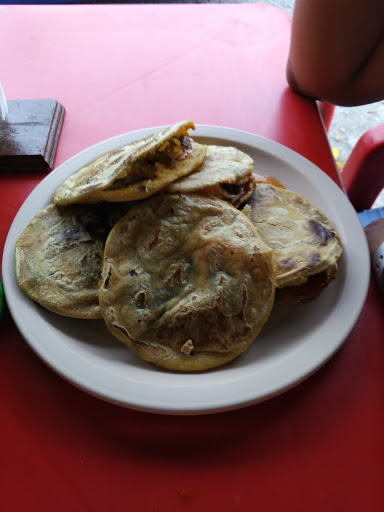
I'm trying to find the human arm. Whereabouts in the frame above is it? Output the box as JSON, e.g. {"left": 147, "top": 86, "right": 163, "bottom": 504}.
{"left": 365, "top": 218, "right": 384, "bottom": 295}
{"left": 364, "top": 218, "right": 384, "bottom": 258}
{"left": 287, "top": 0, "right": 384, "bottom": 106}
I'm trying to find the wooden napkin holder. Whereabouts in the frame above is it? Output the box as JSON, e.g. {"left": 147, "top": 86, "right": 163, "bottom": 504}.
{"left": 0, "top": 99, "right": 65, "bottom": 172}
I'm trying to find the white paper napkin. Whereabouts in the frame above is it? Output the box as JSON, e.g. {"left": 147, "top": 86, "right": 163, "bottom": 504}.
{"left": 0, "top": 82, "right": 8, "bottom": 121}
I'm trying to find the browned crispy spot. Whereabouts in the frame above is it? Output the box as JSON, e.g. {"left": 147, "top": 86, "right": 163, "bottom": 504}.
{"left": 146, "top": 228, "right": 161, "bottom": 251}
{"left": 135, "top": 291, "right": 148, "bottom": 308}
{"left": 306, "top": 252, "right": 321, "bottom": 268}
{"left": 165, "top": 263, "right": 185, "bottom": 288}
{"left": 308, "top": 220, "right": 334, "bottom": 245}
{"left": 86, "top": 149, "right": 126, "bottom": 184}
{"left": 280, "top": 258, "right": 296, "bottom": 269}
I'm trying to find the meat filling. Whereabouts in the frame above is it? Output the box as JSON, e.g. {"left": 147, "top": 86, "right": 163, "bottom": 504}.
{"left": 107, "top": 135, "right": 193, "bottom": 190}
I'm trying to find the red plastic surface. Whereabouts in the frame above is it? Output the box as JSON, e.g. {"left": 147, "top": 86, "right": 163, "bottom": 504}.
{"left": 1, "top": 5, "right": 383, "bottom": 512}
{"left": 342, "top": 124, "right": 384, "bottom": 210}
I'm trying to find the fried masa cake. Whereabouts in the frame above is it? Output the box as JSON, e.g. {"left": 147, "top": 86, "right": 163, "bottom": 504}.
{"left": 15, "top": 202, "right": 131, "bottom": 319}
{"left": 54, "top": 119, "right": 207, "bottom": 205}
{"left": 165, "top": 145, "right": 256, "bottom": 207}
{"left": 245, "top": 183, "right": 342, "bottom": 301}
{"left": 99, "top": 193, "right": 275, "bottom": 372}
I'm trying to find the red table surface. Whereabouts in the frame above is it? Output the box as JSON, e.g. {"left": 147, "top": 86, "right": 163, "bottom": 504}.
{"left": 1, "top": 5, "right": 383, "bottom": 511}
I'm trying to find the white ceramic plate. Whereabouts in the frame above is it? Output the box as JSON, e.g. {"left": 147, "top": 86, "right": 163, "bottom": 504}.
{"left": 2, "top": 125, "right": 370, "bottom": 415}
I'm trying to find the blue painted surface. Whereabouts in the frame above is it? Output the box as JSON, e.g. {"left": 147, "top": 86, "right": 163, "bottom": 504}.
{"left": 358, "top": 206, "right": 384, "bottom": 227}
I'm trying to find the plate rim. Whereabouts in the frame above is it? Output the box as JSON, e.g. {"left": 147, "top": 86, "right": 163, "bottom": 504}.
{"left": 2, "top": 124, "right": 370, "bottom": 415}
